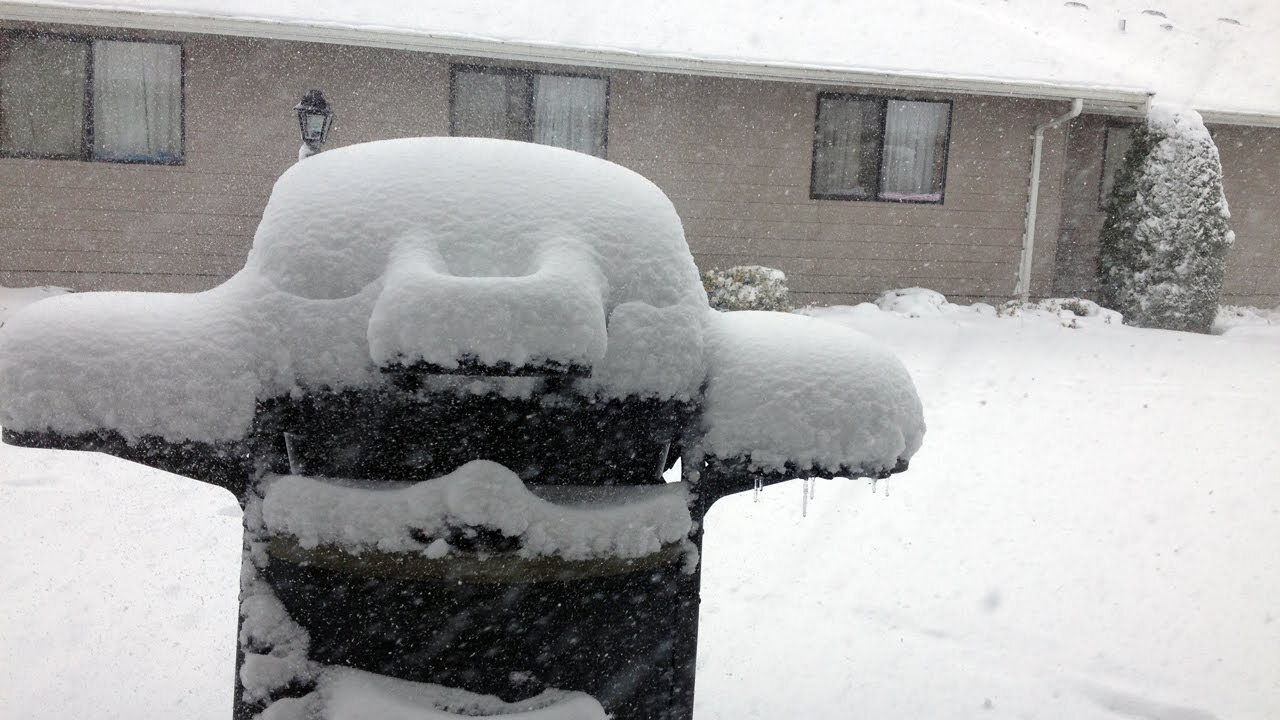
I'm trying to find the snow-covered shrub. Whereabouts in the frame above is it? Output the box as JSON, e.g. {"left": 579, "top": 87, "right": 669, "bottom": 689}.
{"left": 702, "top": 265, "right": 792, "bottom": 312}
{"left": 999, "top": 297, "right": 1122, "bottom": 329}
{"left": 1213, "top": 304, "right": 1280, "bottom": 335}
{"left": 874, "top": 287, "right": 957, "bottom": 317}
{"left": 1097, "top": 106, "right": 1234, "bottom": 333}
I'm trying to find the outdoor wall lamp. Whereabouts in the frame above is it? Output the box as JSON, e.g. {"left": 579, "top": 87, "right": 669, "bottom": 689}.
{"left": 295, "top": 89, "right": 334, "bottom": 159}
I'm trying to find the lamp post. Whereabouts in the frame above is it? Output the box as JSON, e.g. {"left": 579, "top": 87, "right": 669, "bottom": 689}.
{"left": 294, "top": 89, "right": 334, "bottom": 160}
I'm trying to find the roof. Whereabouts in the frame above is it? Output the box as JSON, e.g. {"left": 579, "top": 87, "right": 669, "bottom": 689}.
{"left": 1, "top": 0, "right": 1277, "bottom": 125}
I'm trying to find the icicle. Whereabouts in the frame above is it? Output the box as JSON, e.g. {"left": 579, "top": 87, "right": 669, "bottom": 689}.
{"left": 871, "top": 477, "right": 878, "bottom": 495}
{"left": 802, "top": 478, "right": 809, "bottom": 517}
{"left": 809, "top": 476, "right": 816, "bottom": 500}
{"left": 884, "top": 477, "right": 891, "bottom": 497}
{"left": 753, "top": 476, "right": 762, "bottom": 502}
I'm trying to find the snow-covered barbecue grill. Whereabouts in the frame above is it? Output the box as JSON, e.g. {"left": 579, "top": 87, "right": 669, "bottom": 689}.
{"left": 0, "top": 138, "right": 924, "bottom": 720}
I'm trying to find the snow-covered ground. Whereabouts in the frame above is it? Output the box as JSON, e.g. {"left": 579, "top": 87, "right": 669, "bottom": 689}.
{"left": 2, "top": 290, "right": 1279, "bottom": 719}
{"left": 0, "top": 284, "right": 69, "bottom": 326}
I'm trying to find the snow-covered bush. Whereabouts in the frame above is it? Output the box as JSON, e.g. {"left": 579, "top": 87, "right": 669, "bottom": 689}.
{"left": 1213, "top": 304, "right": 1280, "bottom": 335}
{"left": 998, "top": 297, "right": 1122, "bottom": 328}
{"left": 874, "top": 287, "right": 957, "bottom": 317}
{"left": 1097, "top": 106, "right": 1234, "bottom": 333}
{"left": 702, "top": 265, "right": 792, "bottom": 312}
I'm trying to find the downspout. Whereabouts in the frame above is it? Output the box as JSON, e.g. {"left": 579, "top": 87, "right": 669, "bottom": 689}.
{"left": 1016, "top": 98, "right": 1083, "bottom": 302}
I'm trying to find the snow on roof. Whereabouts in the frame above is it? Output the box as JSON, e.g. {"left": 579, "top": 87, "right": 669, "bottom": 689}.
{"left": 1, "top": 0, "right": 1277, "bottom": 121}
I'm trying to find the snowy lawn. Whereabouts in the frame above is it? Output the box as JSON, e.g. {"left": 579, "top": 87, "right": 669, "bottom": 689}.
{"left": 3, "top": 294, "right": 1279, "bottom": 719}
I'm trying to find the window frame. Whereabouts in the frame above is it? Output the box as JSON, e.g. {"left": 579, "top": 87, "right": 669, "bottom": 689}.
{"left": 0, "top": 29, "right": 185, "bottom": 166}
{"left": 1097, "top": 121, "right": 1137, "bottom": 210}
{"left": 809, "top": 92, "right": 953, "bottom": 205}
{"left": 448, "top": 64, "right": 610, "bottom": 157}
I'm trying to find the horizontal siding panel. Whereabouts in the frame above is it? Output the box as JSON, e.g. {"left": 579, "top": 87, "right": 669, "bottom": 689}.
{"left": 685, "top": 218, "right": 821, "bottom": 242}
{"left": 5, "top": 187, "right": 266, "bottom": 216}
{"left": 790, "top": 273, "right": 1016, "bottom": 297}
{"left": 687, "top": 225, "right": 1019, "bottom": 249}
{"left": 3, "top": 207, "right": 256, "bottom": 236}
{"left": 0, "top": 161, "right": 282, "bottom": 197}
{"left": 660, "top": 181, "right": 1029, "bottom": 214}
{"left": 934, "top": 191, "right": 1027, "bottom": 213}
{"left": 947, "top": 157, "right": 1028, "bottom": 177}
{"left": 617, "top": 159, "right": 810, "bottom": 186}
{"left": 944, "top": 172, "right": 1030, "bottom": 197}
{"left": 692, "top": 237, "right": 1019, "bottom": 263}
{"left": 718, "top": 256, "right": 1016, "bottom": 282}
{"left": 655, "top": 179, "right": 805, "bottom": 203}
{"left": 626, "top": 143, "right": 804, "bottom": 168}
{"left": 1, "top": 248, "right": 246, "bottom": 276}
{"left": 0, "top": 228, "right": 251, "bottom": 256}
{"left": 811, "top": 223, "right": 1020, "bottom": 246}
{"left": 813, "top": 204, "right": 1024, "bottom": 230}
{"left": 677, "top": 201, "right": 822, "bottom": 224}
{"left": 0, "top": 270, "right": 223, "bottom": 293}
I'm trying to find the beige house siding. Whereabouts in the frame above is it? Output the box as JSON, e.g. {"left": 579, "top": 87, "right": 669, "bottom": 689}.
{"left": 610, "top": 73, "right": 1068, "bottom": 304}
{"left": 1, "top": 28, "right": 452, "bottom": 292}
{"left": 1053, "top": 115, "right": 1110, "bottom": 299}
{"left": 1056, "top": 116, "right": 1280, "bottom": 307}
{"left": 1214, "top": 125, "right": 1280, "bottom": 307}
{"left": 0, "top": 23, "right": 1109, "bottom": 306}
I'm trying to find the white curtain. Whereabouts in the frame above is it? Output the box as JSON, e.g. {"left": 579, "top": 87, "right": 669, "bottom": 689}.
{"left": 453, "top": 70, "right": 528, "bottom": 141}
{"left": 92, "top": 40, "right": 181, "bottom": 161}
{"left": 0, "top": 37, "right": 86, "bottom": 156}
{"left": 533, "top": 75, "right": 607, "bottom": 157}
{"left": 813, "top": 96, "right": 877, "bottom": 197}
{"left": 879, "top": 100, "right": 950, "bottom": 201}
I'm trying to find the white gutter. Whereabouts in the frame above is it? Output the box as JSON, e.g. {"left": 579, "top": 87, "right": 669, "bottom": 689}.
{"left": 0, "top": 2, "right": 1153, "bottom": 107}
{"left": 1015, "top": 98, "right": 1084, "bottom": 303}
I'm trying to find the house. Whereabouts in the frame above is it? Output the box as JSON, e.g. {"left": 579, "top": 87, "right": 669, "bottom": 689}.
{"left": 1, "top": 0, "right": 1277, "bottom": 307}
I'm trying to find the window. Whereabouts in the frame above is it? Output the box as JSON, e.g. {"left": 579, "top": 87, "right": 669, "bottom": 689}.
{"left": 1098, "top": 124, "right": 1135, "bottom": 207}
{"left": 450, "top": 66, "right": 607, "bottom": 157}
{"left": 810, "top": 93, "right": 951, "bottom": 203}
{"left": 0, "top": 34, "right": 182, "bottom": 163}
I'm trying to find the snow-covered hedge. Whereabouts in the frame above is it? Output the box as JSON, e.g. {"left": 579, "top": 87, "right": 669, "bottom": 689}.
{"left": 1097, "top": 106, "right": 1234, "bottom": 334}
{"left": 702, "top": 266, "right": 792, "bottom": 312}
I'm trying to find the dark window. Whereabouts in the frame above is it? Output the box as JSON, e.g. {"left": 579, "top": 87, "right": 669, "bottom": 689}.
{"left": 1099, "top": 124, "right": 1135, "bottom": 208}
{"left": 450, "top": 66, "right": 608, "bottom": 157}
{"left": 811, "top": 93, "right": 952, "bottom": 203}
{"left": 0, "top": 34, "right": 183, "bottom": 164}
